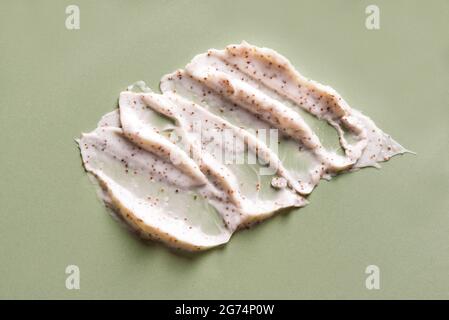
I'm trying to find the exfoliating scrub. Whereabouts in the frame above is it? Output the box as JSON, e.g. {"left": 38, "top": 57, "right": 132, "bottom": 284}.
{"left": 77, "top": 42, "right": 409, "bottom": 251}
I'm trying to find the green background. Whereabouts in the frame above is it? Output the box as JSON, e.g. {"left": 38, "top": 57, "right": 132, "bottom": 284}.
{"left": 1, "top": 0, "right": 448, "bottom": 299}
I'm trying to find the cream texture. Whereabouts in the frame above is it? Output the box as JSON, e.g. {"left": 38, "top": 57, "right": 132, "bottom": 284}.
{"left": 78, "top": 42, "right": 408, "bottom": 250}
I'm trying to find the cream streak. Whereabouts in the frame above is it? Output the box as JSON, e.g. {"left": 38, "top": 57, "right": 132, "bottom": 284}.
{"left": 78, "top": 42, "right": 409, "bottom": 250}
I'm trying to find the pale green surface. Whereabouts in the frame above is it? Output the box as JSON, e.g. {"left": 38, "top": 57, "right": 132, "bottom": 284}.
{"left": 0, "top": 0, "right": 448, "bottom": 299}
